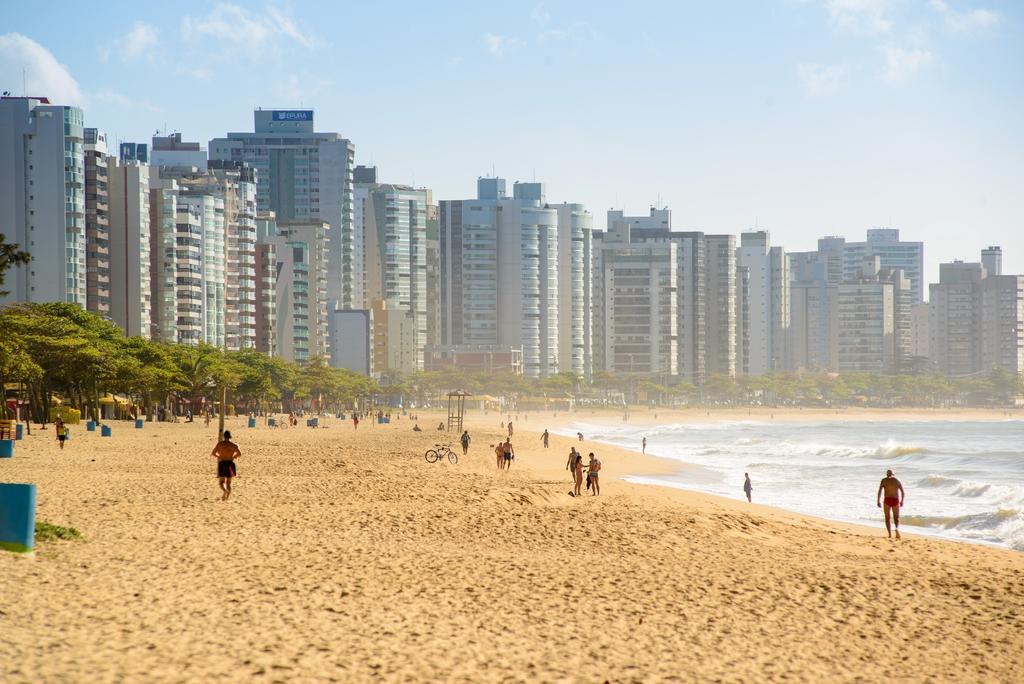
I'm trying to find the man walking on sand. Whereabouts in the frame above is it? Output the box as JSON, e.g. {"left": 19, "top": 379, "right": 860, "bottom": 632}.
{"left": 541, "top": 429, "right": 550, "bottom": 448}
{"left": 587, "top": 453, "right": 602, "bottom": 496}
{"left": 212, "top": 430, "right": 241, "bottom": 501}
{"left": 502, "top": 439, "right": 515, "bottom": 470}
{"left": 743, "top": 473, "right": 752, "bottom": 502}
{"left": 460, "top": 430, "right": 471, "bottom": 455}
{"left": 877, "top": 469, "right": 905, "bottom": 539}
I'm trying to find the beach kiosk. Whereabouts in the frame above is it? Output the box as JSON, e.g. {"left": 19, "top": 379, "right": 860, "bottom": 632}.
{"left": 446, "top": 390, "right": 471, "bottom": 433}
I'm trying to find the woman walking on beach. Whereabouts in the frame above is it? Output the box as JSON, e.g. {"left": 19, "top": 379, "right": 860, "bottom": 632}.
{"left": 495, "top": 442, "right": 504, "bottom": 469}
{"left": 568, "top": 448, "right": 584, "bottom": 496}
{"left": 212, "top": 430, "right": 241, "bottom": 501}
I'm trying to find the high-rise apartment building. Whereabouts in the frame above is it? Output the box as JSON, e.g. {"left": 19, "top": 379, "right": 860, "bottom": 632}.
{"left": 83, "top": 128, "right": 111, "bottom": 317}
{"left": 439, "top": 177, "right": 560, "bottom": 377}
{"left": 789, "top": 259, "right": 838, "bottom": 371}
{"left": 592, "top": 221, "right": 678, "bottom": 375}
{"left": 554, "top": 203, "right": 593, "bottom": 379}
{"left": 107, "top": 159, "right": 152, "bottom": 337}
{"left": 151, "top": 133, "right": 207, "bottom": 169}
{"left": 980, "top": 275, "right": 1024, "bottom": 375}
{"left": 350, "top": 166, "right": 428, "bottom": 372}
{"left": 928, "top": 261, "right": 984, "bottom": 377}
{"left": 257, "top": 219, "right": 329, "bottom": 363}
{"left": 842, "top": 229, "right": 924, "bottom": 303}
{"left": 928, "top": 248, "right": 1022, "bottom": 377}
{"left": 837, "top": 257, "right": 911, "bottom": 373}
{"left": 0, "top": 96, "right": 85, "bottom": 306}
{"left": 597, "top": 208, "right": 736, "bottom": 382}
{"left": 424, "top": 199, "right": 442, "bottom": 351}
{"left": 254, "top": 214, "right": 278, "bottom": 356}
{"left": 736, "top": 231, "right": 788, "bottom": 375}
{"left": 209, "top": 110, "right": 355, "bottom": 310}
{"left": 149, "top": 175, "right": 180, "bottom": 343}
{"left": 208, "top": 160, "right": 258, "bottom": 350}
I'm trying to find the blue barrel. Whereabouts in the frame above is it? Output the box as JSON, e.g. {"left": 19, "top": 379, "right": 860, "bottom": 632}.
{"left": 86, "top": 420, "right": 96, "bottom": 431}
{"left": 268, "top": 417, "right": 276, "bottom": 427}
{"left": 0, "top": 483, "right": 35, "bottom": 553}
{"left": 0, "top": 440, "right": 13, "bottom": 458}
{"left": 15, "top": 423, "right": 23, "bottom": 440}
{"left": 135, "top": 419, "right": 144, "bottom": 429}
{"left": 101, "top": 425, "right": 112, "bottom": 437}
{"left": 248, "top": 417, "right": 256, "bottom": 428}
{"left": 307, "top": 417, "right": 318, "bottom": 428}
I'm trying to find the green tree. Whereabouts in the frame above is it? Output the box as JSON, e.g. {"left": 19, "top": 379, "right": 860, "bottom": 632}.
{"left": 0, "top": 234, "right": 31, "bottom": 297}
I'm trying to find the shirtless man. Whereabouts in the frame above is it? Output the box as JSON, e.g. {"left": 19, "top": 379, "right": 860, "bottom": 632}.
{"left": 212, "top": 430, "right": 241, "bottom": 501}
{"left": 502, "top": 439, "right": 515, "bottom": 470}
{"left": 876, "top": 469, "right": 905, "bottom": 539}
{"left": 587, "top": 453, "right": 602, "bottom": 496}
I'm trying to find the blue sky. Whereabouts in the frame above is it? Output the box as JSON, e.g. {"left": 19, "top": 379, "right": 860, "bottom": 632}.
{"left": 2, "top": 0, "right": 1021, "bottom": 284}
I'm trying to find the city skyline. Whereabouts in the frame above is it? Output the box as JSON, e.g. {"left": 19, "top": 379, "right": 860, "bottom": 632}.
{"left": 1, "top": 0, "right": 1021, "bottom": 286}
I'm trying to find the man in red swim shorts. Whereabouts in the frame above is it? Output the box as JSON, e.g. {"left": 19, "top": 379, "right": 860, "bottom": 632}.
{"left": 876, "top": 469, "right": 905, "bottom": 539}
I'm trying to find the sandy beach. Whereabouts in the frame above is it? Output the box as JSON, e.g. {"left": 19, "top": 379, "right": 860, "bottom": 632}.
{"left": 2, "top": 409, "right": 1023, "bottom": 682}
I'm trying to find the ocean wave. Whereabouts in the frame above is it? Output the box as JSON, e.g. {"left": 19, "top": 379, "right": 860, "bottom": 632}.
{"left": 873, "top": 440, "right": 927, "bottom": 459}
{"left": 901, "top": 508, "right": 1020, "bottom": 531}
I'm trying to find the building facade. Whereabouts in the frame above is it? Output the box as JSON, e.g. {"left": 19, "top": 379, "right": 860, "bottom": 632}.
{"left": 554, "top": 202, "right": 593, "bottom": 379}
{"left": 209, "top": 110, "right": 355, "bottom": 310}
{"left": 0, "top": 96, "right": 85, "bottom": 306}
{"left": 83, "top": 128, "right": 111, "bottom": 317}
{"left": 107, "top": 159, "right": 152, "bottom": 337}
{"left": 736, "top": 231, "right": 788, "bottom": 375}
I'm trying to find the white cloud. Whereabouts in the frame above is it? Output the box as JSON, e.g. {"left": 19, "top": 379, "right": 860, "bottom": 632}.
{"left": 879, "top": 45, "right": 934, "bottom": 82}
{"left": 0, "top": 33, "right": 83, "bottom": 104}
{"left": 798, "top": 61, "right": 850, "bottom": 95}
{"left": 928, "top": 0, "right": 1000, "bottom": 34}
{"left": 176, "top": 66, "right": 213, "bottom": 81}
{"left": 483, "top": 33, "right": 523, "bottom": 57}
{"left": 530, "top": 3, "right": 552, "bottom": 27}
{"left": 823, "top": 0, "right": 894, "bottom": 35}
{"left": 181, "top": 3, "right": 316, "bottom": 51}
{"left": 99, "top": 22, "right": 158, "bottom": 62}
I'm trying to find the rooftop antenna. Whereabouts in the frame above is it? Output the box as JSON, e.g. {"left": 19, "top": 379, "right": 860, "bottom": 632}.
{"left": 491, "top": 163, "right": 495, "bottom": 178}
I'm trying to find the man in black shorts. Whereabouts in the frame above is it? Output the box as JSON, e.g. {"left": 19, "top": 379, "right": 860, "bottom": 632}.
{"left": 212, "top": 430, "right": 241, "bottom": 501}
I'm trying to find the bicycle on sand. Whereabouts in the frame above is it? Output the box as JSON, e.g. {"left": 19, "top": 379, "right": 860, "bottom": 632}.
{"left": 425, "top": 443, "right": 459, "bottom": 464}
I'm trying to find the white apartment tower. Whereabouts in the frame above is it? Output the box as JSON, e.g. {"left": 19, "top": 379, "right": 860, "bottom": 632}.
{"left": 439, "top": 177, "right": 560, "bottom": 377}
{"left": 736, "top": 231, "right": 789, "bottom": 375}
{"left": 553, "top": 203, "right": 593, "bottom": 379}
{"left": 0, "top": 97, "right": 86, "bottom": 306}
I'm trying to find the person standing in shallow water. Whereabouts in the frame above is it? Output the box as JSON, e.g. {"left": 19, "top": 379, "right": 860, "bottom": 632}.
{"left": 743, "top": 473, "right": 752, "bottom": 502}
{"left": 212, "top": 430, "right": 241, "bottom": 501}
{"left": 642, "top": 436, "right": 647, "bottom": 454}
{"left": 877, "top": 469, "right": 905, "bottom": 539}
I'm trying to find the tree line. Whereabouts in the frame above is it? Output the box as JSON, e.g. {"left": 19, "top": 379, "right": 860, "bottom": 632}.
{"left": 0, "top": 303, "right": 378, "bottom": 424}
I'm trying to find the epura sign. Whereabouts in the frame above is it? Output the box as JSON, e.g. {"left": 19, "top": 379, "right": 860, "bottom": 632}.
{"left": 272, "top": 110, "right": 313, "bottom": 122}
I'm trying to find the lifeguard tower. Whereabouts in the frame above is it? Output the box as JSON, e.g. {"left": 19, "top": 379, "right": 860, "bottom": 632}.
{"left": 446, "top": 390, "right": 471, "bottom": 433}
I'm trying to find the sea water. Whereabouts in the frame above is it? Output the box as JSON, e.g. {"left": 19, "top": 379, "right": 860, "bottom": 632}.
{"left": 557, "top": 419, "right": 1024, "bottom": 551}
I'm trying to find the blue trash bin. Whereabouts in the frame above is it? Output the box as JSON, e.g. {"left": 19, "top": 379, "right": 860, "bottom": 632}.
{"left": 101, "top": 425, "right": 112, "bottom": 437}
{"left": 15, "top": 423, "right": 24, "bottom": 440}
{"left": 268, "top": 417, "right": 276, "bottom": 427}
{"left": 0, "top": 483, "right": 36, "bottom": 553}
{"left": 248, "top": 417, "right": 256, "bottom": 428}
{"left": 86, "top": 420, "right": 96, "bottom": 431}
{"left": 135, "top": 419, "right": 144, "bottom": 429}
{"left": 0, "top": 440, "right": 13, "bottom": 458}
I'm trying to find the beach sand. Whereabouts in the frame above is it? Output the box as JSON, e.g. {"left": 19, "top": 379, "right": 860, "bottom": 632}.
{"left": 1, "top": 409, "right": 1022, "bottom": 682}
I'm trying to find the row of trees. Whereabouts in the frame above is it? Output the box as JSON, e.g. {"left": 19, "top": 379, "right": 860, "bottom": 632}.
{"left": 2, "top": 303, "right": 1020, "bottom": 427}
{"left": 0, "top": 303, "right": 378, "bottom": 424}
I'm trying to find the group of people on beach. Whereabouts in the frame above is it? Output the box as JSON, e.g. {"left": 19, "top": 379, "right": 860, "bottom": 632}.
{"left": 566, "top": 446, "right": 602, "bottom": 496}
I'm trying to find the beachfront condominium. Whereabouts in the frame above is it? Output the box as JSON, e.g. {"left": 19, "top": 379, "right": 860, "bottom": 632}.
{"left": 929, "top": 260, "right": 985, "bottom": 377}
{"left": 842, "top": 229, "right": 924, "bottom": 304}
{"left": 209, "top": 110, "right": 355, "bottom": 310}
{"left": 107, "top": 158, "right": 152, "bottom": 338}
{"left": 598, "top": 208, "right": 737, "bottom": 383}
{"left": 150, "top": 140, "right": 257, "bottom": 349}
{"left": 254, "top": 214, "right": 278, "bottom": 356}
{"left": 349, "top": 166, "right": 429, "bottom": 372}
{"left": 553, "top": 203, "right": 594, "bottom": 380}
{"left": 929, "top": 249, "right": 1023, "bottom": 376}
{"left": 257, "top": 219, "right": 330, "bottom": 363}
{"left": 0, "top": 96, "right": 85, "bottom": 306}
{"left": 736, "top": 231, "right": 789, "bottom": 375}
{"left": 592, "top": 220, "right": 678, "bottom": 376}
{"left": 424, "top": 199, "right": 442, "bottom": 351}
{"left": 789, "top": 256, "right": 838, "bottom": 371}
{"left": 149, "top": 175, "right": 180, "bottom": 343}
{"left": 979, "top": 274, "right": 1024, "bottom": 375}
{"left": 439, "top": 177, "right": 560, "bottom": 378}
{"left": 83, "top": 128, "right": 111, "bottom": 317}
{"left": 836, "top": 256, "right": 911, "bottom": 373}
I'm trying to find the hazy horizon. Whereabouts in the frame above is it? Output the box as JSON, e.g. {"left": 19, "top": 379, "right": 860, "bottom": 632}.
{"left": 2, "top": 0, "right": 1021, "bottom": 286}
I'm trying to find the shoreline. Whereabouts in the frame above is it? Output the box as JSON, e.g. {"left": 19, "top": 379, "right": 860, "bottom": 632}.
{"left": 500, "top": 408, "right": 1022, "bottom": 553}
